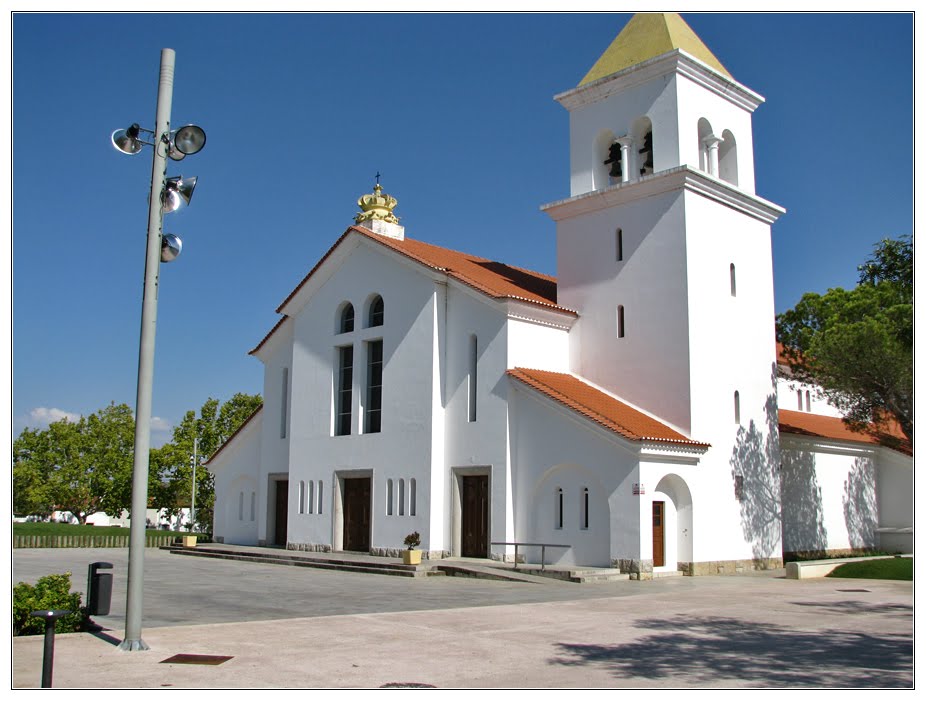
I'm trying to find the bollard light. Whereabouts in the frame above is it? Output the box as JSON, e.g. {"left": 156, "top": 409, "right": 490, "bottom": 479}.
{"left": 30, "top": 610, "right": 72, "bottom": 688}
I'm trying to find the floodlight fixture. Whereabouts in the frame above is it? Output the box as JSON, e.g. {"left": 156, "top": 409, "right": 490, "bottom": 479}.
{"left": 161, "top": 176, "right": 198, "bottom": 213}
{"left": 111, "top": 123, "right": 150, "bottom": 155}
{"left": 172, "top": 125, "right": 206, "bottom": 156}
{"left": 160, "top": 233, "right": 183, "bottom": 262}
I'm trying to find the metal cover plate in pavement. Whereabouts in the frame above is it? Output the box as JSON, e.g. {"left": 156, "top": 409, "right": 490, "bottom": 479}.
{"left": 160, "top": 653, "right": 234, "bottom": 665}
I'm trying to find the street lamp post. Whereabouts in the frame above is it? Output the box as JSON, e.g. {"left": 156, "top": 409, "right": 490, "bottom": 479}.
{"left": 112, "top": 48, "right": 206, "bottom": 651}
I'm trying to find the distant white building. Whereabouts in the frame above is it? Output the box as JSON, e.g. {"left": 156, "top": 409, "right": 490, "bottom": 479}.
{"left": 207, "top": 13, "right": 911, "bottom": 576}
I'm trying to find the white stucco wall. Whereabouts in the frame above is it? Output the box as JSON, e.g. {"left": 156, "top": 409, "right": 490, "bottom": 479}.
{"left": 557, "top": 188, "right": 693, "bottom": 433}
{"left": 509, "top": 383, "right": 642, "bottom": 567}
{"left": 779, "top": 438, "right": 882, "bottom": 554}
{"left": 209, "top": 409, "right": 263, "bottom": 545}
{"left": 283, "top": 238, "right": 439, "bottom": 554}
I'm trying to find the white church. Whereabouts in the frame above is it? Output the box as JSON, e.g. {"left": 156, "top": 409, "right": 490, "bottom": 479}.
{"left": 206, "top": 13, "right": 912, "bottom": 577}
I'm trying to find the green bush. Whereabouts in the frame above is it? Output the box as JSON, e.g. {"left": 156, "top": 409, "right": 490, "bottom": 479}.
{"left": 12, "top": 572, "right": 88, "bottom": 636}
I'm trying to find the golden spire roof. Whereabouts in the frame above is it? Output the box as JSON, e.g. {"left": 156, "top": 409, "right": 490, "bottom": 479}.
{"left": 579, "top": 12, "right": 732, "bottom": 86}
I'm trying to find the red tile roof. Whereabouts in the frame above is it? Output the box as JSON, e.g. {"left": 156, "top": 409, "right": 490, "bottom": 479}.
{"left": 508, "top": 368, "right": 709, "bottom": 448}
{"left": 277, "top": 226, "right": 573, "bottom": 315}
{"left": 253, "top": 226, "right": 574, "bottom": 355}
{"left": 779, "top": 409, "right": 911, "bottom": 456}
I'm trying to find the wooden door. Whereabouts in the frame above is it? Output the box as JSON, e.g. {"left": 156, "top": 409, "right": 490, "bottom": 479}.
{"left": 274, "top": 480, "right": 288, "bottom": 547}
{"left": 652, "top": 501, "right": 665, "bottom": 567}
{"left": 343, "top": 478, "right": 371, "bottom": 552}
{"left": 461, "top": 475, "right": 489, "bottom": 558}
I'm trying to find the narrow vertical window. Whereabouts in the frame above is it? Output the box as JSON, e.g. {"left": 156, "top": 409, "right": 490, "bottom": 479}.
{"left": 555, "top": 488, "right": 564, "bottom": 530}
{"left": 298, "top": 480, "right": 305, "bottom": 514}
{"left": 250, "top": 492, "right": 256, "bottom": 521}
{"left": 308, "top": 480, "right": 315, "bottom": 514}
{"left": 317, "top": 481, "right": 323, "bottom": 515}
{"left": 239, "top": 492, "right": 244, "bottom": 521}
{"left": 410, "top": 478, "right": 417, "bottom": 517}
{"left": 280, "top": 367, "right": 289, "bottom": 439}
{"left": 387, "top": 479, "right": 394, "bottom": 516}
{"left": 335, "top": 346, "right": 353, "bottom": 436}
{"left": 365, "top": 340, "right": 383, "bottom": 433}
{"left": 805, "top": 390, "right": 812, "bottom": 411}
{"left": 797, "top": 390, "right": 803, "bottom": 411}
{"left": 468, "top": 334, "right": 478, "bottom": 422}
{"left": 617, "top": 305, "right": 625, "bottom": 338}
{"left": 398, "top": 478, "right": 406, "bottom": 516}
{"left": 730, "top": 263, "right": 737, "bottom": 297}
{"left": 368, "top": 295, "right": 384, "bottom": 327}
{"left": 581, "top": 487, "right": 589, "bottom": 530}
{"left": 616, "top": 228, "right": 623, "bottom": 261}
{"left": 734, "top": 391, "right": 741, "bottom": 425}
{"left": 339, "top": 303, "right": 355, "bottom": 333}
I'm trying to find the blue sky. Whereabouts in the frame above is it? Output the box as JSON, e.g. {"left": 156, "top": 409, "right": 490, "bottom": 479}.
{"left": 11, "top": 11, "right": 915, "bottom": 445}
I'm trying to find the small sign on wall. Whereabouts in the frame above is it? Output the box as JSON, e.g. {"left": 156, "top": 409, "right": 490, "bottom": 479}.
{"left": 633, "top": 483, "right": 645, "bottom": 495}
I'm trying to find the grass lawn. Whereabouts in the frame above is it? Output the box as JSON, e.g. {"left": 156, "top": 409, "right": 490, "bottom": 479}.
{"left": 827, "top": 557, "right": 913, "bottom": 581}
{"left": 13, "top": 522, "right": 183, "bottom": 537}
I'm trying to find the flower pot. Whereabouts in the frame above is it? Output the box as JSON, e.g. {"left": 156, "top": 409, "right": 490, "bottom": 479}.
{"left": 181, "top": 535, "right": 198, "bottom": 548}
{"left": 402, "top": 549, "right": 422, "bottom": 565}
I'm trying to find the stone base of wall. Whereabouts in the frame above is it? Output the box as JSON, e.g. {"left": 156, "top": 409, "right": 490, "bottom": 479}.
{"left": 612, "top": 558, "right": 654, "bottom": 580}
{"left": 681, "top": 557, "right": 784, "bottom": 576}
{"left": 611, "top": 556, "right": 784, "bottom": 578}
{"left": 490, "top": 552, "right": 526, "bottom": 564}
{"left": 370, "top": 547, "right": 450, "bottom": 560}
{"left": 288, "top": 542, "right": 333, "bottom": 553}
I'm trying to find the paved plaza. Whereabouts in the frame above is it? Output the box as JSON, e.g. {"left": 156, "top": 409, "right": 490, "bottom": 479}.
{"left": 12, "top": 548, "right": 914, "bottom": 688}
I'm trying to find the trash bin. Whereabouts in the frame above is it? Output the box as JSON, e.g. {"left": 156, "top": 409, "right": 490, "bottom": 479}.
{"left": 86, "top": 562, "right": 113, "bottom": 616}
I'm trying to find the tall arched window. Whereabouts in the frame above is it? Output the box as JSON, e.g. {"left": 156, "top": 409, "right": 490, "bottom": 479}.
{"left": 734, "top": 391, "right": 741, "bottom": 425}
{"left": 338, "top": 303, "right": 355, "bottom": 334}
{"left": 317, "top": 481, "right": 323, "bottom": 515}
{"left": 617, "top": 305, "right": 625, "bottom": 339}
{"left": 367, "top": 295, "right": 384, "bottom": 327}
{"left": 555, "top": 487, "right": 564, "bottom": 530}
{"left": 298, "top": 481, "right": 306, "bottom": 514}
{"left": 387, "top": 478, "right": 394, "bottom": 516}
{"left": 730, "top": 263, "right": 737, "bottom": 297}
{"left": 616, "top": 228, "right": 624, "bottom": 262}
{"left": 398, "top": 478, "right": 406, "bottom": 516}
{"left": 409, "top": 478, "right": 417, "bottom": 517}
{"left": 719, "top": 129, "right": 739, "bottom": 186}
{"left": 308, "top": 480, "right": 315, "bottom": 514}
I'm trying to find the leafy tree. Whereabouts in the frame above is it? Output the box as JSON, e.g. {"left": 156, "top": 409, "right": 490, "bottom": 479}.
{"left": 152, "top": 393, "right": 262, "bottom": 531}
{"left": 12, "top": 403, "right": 136, "bottom": 523}
{"left": 777, "top": 236, "right": 912, "bottom": 443}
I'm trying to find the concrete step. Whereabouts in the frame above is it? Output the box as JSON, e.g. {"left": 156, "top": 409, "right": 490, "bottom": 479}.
{"left": 165, "top": 546, "right": 432, "bottom": 578}
{"left": 652, "top": 570, "right": 684, "bottom": 578}
{"left": 570, "top": 569, "right": 631, "bottom": 583}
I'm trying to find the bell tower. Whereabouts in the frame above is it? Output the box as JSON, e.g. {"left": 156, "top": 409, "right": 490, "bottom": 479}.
{"left": 543, "top": 13, "right": 785, "bottom": 442}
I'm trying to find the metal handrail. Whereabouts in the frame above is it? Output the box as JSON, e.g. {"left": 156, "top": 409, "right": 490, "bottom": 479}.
{"left": 491, "top": 541, "right": 571, "bottom": 571}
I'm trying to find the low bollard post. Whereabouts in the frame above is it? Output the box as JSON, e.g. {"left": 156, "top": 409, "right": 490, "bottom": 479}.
{"left": 30, "top": 609, "right": 72, "bottom": 688}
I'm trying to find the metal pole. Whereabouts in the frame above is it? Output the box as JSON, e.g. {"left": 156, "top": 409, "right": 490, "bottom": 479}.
{"left": 191, "top": 435, "right": 197, "bottom": 531}
{"left": 120, "top": 48, "right": 175, "bottom": 652}
{"left": 31, "top": 610, "right": 71, "bottom": 687}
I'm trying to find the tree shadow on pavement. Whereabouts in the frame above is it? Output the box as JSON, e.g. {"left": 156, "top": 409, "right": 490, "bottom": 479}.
{"left": 550, "top": 614, "right": 912, "bottom": 687}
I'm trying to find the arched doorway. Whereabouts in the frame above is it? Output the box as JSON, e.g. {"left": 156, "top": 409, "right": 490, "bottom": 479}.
{"left": 652, "top": 474, "right": 693, "bottom": 572}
